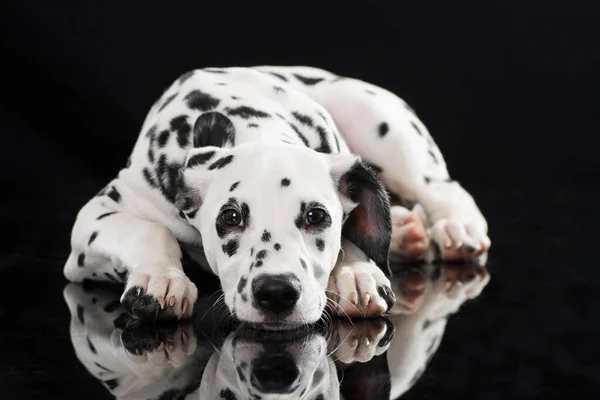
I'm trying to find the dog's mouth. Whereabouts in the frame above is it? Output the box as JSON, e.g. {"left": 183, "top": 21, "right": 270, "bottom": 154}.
{"left": 244, "top": 321, "right": 305, "bottom": 332}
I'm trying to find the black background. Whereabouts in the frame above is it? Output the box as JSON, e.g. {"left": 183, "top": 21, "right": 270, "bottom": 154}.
{"left": 1, "top": 1, "right": 599, "bottom": 398}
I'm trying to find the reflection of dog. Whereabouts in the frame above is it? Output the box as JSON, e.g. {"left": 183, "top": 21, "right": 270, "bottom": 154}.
{"left": 63, "top": 66, "right": 490, "bottom": 326}
{"left": 63, "top": 283, "right": 395, "bottom": 399}
{"left": 385, "top": 263, "right": 491, "bottom": 399}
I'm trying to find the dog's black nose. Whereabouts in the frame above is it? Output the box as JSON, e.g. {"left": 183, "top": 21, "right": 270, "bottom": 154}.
{"left": 252, "top": 274, "right": 300, "bottom": 315}
{"left": 251, "top": 351, "right": 299, "bottom": 393}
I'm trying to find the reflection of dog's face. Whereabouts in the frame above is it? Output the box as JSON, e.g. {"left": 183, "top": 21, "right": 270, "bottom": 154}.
{"left": 199, "top": 327, "right": 339, "bottom": 399}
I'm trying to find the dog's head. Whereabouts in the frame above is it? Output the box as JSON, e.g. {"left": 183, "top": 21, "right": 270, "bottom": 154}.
{"left": 176, "top": 138, "right": 391, "bottom": 328}
{"left": 199, "top": 326, "right": 339, "bottom": 399}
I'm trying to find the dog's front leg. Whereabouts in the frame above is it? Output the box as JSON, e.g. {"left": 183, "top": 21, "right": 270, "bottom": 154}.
{"left": 64, "top": 197, "right": 198, "bottom": 321}
{"left": 327, "top": 239, "right": 396, "bottom": 318}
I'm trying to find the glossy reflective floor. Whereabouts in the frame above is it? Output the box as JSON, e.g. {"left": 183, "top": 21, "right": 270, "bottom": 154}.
{"left": 3, "top": 187, "right": 600, "bottom": 399}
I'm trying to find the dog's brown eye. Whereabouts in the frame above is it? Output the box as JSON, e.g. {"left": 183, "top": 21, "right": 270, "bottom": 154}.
{"left": 222, "top": 209, "right": 241, "bottom": 226}
{"left": 306, "top": 208, "right": 327, "bottom": 225}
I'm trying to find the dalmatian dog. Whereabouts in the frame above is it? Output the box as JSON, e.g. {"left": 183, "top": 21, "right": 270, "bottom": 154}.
{"left": 63, "top": 283, "right": 395, "bottom": 399}
{"left": 63, "top": 66, "right": 491, "bottom": 326}
{"left": 385, "top": 263, "right": 491, "bottom": 398}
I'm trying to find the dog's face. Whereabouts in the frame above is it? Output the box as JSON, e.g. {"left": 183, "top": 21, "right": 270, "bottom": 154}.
{"left": 199, "top": 327, "right": 339, "bottom": 399}
{"left": 177, "top": 140, "right": 391, "bottom": 328}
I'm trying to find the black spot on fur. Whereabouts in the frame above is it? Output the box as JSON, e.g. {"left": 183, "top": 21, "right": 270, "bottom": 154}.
{"left": 256, "top": 250, "right": 268, "bottom": 260}
{"left": 186, "top": 209, "right": 198, "bottom": 219}
{"left": 314, "top": 125, "right": 332, "bottom": 153}
{"left": 158, "top": 93, "right": 177, "bottom": 112}
{"left": 241, "top": 202, "right": 251, "bottom": 227}
{"left": 225, "top": 106, "right": 271, "bottom": 119}
{"left": 216, "top": 82, "right": 227, "bottom": 86}
{"left": 423, "top": 319, "right": 432, "bottom": 330}
{"left": 147, "top": 147, "right": 155, "bottom": 163}
{"left": 157, "top": 129, "right": 170, "bottom": 147}
{"left": 156, "top": 154, "right": 182, "bottom": 203}
{"left": 292, "top": 111, "right": 313, "bottom": 127}
{"left": 300, "top": 259, "right": 307, "bottom": 270}
{"left": 143, "top": 168, "right": 159, "bottom": 187}
{"left": 378, "top": 122, "right": 389, "bottom": 137}
{"left": 410, "top": 121, "right": 423, "bottom": 136}
{"left": 208, "top": 155, "right": 234, "bottom": 170}
{"left": 247, "top": 123, "right": 259, "bottom": 128}
{"left": 428, "top": 149, "right": 439, "bottom": 164}
{"left": 185, "top": 90, "right": 220, "bottom": 111}
{"left": 313, "top": 394, "right": 324, "bottom": 400}
{"left": 230, "top": 181, "right": 240, "bottom": 192}
{"left": 288, "top": 122, "right": 310, "bottom": 146}
{"left": 107, "top": 186, "right": 121, "bottom": 203}
{"left": 250, "top": 248, "right": 255, "bottom": 256}
{"left": 237, "top": 277, "right": 248, "bottom": 293}
{"left": 222, "top": 238, "right": 240, "bottom": 257}
{"left": 103, "top": 378, "right": 120, "bottom": 390}
{"left": 77, "top": 305, "right": 85, "bottom": 323}
{"left": 231, "top": 96, "right": 240, "bottom": 100}
{"left": 293, "top": 74, "right": 324, "bottom": 85}
{"left": 255, "top": 260, "right": 263, "bottom": 268}
{"left": 145, "top": 125, "right": 157, "bottom": 139}
{"left": 313, "top": 264, "right": 325, "bottom": 279}
{"left": 171, "top": 115, "right": 192, "bottom": 147}
{"left": 187, "top": 150, "right": 216, "bottom": 168}
{"left": 273, "top": 86, "right": 285, "bottom": 94}
{"left": 87, "top": 336, "right": 97, "bottom": 354}
{"left": 220, "top": 388, "right": 237, "bottom": 400}
{"left": 77, "top": 253, "right": 85, "bottom": 267}
{"left": 179, "top": 210, "right": 186, "bottom": 219}
{"left": 267, "top": 71, "right": 288, "bottom": 81}
{"left": 241, "top": 293, "right": 248, "bottom": 302}
{"left": 104, "top": 301, "right": 121, "bottom": 313}
{"left": 204, "top": 68, "right": 227, "bottom": 74}
{"left": 315, "top": 238, "right": 325, "bottom": 251}
{"left": 312, "top": 369, "right": 324, "bottom": 385}
{"left": 193, "top": 111, "right": 236, "bottom": 148}
{"left": 91, "top": 298, "right": 97, "bottom": 304}
{"left": 94, "top": 362, "right": 112, "bottom": 371}
{"left": 366, "top": 89, "right": 376, "bottom": 95}
{"left": 178, "top": 70, "right": 196, "bottom": 84}
{"left": 261, "top": 230, "right": 271, "bottom": 242}
{"left": 274, "top": 243, "right": 281, "bottom": 251}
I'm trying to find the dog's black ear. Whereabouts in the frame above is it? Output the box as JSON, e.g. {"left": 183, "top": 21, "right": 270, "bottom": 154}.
{"left": 328, "top": 154, "right": 392, "bottom": 276}
{"left": 175, "top": 146, "right": 232, "bottom": 214}
{"left": 193, "top": 111, "right": 236, "bottom": 148}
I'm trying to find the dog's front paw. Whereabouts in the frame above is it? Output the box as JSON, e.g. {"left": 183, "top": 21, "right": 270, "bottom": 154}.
{"left": 121, "top": 267, "right": 198, "bottom": 322}
{"left": 430, "top": 218, "right": 491, "bottom": 261}
{"left": 327, "top": 262, "right": 396, "bottom": 318}
{"left": 328, "top": 318, "right": 395, "bottom": 364}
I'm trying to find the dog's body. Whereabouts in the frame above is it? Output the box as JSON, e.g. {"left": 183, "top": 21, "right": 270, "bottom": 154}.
{"left": 63, "top": 66, "right": 490, "bottom": 325}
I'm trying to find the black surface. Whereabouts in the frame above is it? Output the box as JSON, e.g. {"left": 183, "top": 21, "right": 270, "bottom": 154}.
{"left": 1, "top": 1, "right": 599, "bottom": 399}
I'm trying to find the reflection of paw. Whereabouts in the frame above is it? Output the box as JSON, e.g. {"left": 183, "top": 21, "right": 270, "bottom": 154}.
{"left": 390, "top": 270, "right": 428, "bottom": 315}
{"left": 328, "top": 319, "right": 395, "bottom": 364}
{"left": 121, "top": 268, "right": 198, "bottom": 322}
{"left": 121, "top": 321, "right": 197, "bottom": 368}
{"left": 434, "top": 264, "right": 490, "bottom": 300}
{"left": 430, "top": 218, "right": 490, "bottom": 261}
{"left": 327, "top": 262, "right": 395, "bottom": 318}
{"left": 389, "top": 206, "right": 429, "bottom": 260}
